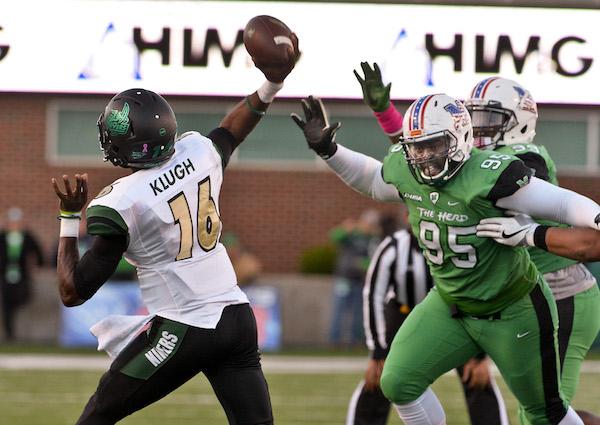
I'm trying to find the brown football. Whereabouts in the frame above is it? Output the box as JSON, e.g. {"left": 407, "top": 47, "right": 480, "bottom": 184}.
{"left": 243, "top": 15, "right": 294, "bottom": 64}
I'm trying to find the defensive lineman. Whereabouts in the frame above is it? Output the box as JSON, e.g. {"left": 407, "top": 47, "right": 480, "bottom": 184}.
{"left": 52, "top": 34, "right": 299, "bottom": 424}
{"left": 291, "top": 93, "right": 600, "bottom": 424}
{"left": 465, "top": 77, "right": 600, "bottom": 425}
{"left": 355, "top": 64, "right": 600, "bottom": 425}
{"left": 347, "top": 206, "right": 509, "bottom": 425}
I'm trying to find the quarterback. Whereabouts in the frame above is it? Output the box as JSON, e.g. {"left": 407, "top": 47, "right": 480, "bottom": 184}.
{"left": 52, "top": 34, "right": 299, "bottom": 424}
{"left": 291, "top": 93, "right": 600, "bottom": 425}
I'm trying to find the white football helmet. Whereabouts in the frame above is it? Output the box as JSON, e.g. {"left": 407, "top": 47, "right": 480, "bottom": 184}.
{"left": 400, "top": 94, "right": 473, "bottom": 186}
{"left": 464, "top": 77, "right": 538, "bottom": 149}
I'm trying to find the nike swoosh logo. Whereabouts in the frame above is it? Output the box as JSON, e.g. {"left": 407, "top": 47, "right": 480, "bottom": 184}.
{"left": 501, "top": 228, "right": 525, "bottom": 239}
{"left": 448, "top": 201, "right": 459, "bottom": 206}
{"left": 517, "top": 331, "right": 530, "bottom": 338}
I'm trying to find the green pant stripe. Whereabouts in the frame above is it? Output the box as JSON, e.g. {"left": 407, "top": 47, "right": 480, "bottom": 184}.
{"left": 529, "top": 284, "right": 565, "bottom": 425}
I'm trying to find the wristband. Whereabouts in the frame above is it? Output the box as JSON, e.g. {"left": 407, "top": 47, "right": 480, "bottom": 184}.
{"left": 59, "top": 209, "right": 82, "bottom": 219}
{"left": 60, "top": 218, "right": 80, "bottom": 238}
{"left": 244, "top": 97, "right": 266, "bottom": 116}
{"left": 257, "top": 81, "right": 284, "bottom": 103}
{"left": 374, "top": 103, "right": 403, "bottom": 136}
{"left": 532, "top": 225, "right": 549, "bottom": 251}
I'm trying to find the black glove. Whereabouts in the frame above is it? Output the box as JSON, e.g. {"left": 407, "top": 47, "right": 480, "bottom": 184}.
{"left": 291, "top": 96, "right": 341, "bottom": 159}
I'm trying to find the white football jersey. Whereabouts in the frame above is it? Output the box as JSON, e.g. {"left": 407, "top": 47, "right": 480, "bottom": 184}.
{"left": 86, "top": 131, "right": 248, "bottom": 328}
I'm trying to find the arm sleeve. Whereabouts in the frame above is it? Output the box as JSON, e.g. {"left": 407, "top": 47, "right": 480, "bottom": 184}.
{"left": 73, "top": 235, "right": 128, "bottom": 300}
{"left": 496, "top": 176, "right": 600, "bottom": 229}
{"left": 515, "top": 152, "right": 550, "bottom": 181}
{"left": 208, "top": 127, "right": 239, "bottom": 169}
{"left": 325, "top": 144, "right": 402, "bottom": 202}
{"left": 364, "top": 237, "right": 396, "bottom": 359}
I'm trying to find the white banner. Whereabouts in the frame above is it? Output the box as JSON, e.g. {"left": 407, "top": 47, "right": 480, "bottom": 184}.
{"left": 0, "top": 1, "right": 599, "bottom": 104}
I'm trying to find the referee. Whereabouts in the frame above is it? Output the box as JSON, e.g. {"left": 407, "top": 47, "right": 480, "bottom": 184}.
{"left": 346, "top": 213, "right": 509, "bottom": 425}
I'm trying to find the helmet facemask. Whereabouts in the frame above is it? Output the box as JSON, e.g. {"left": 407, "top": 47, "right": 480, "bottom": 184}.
{"left": 466, "top": 100, "right": 518, "bottom": 150}
{"left": 401, "top": 131, "right": 462, "bottom": 186}
{"left": 400, "top": 94, "right": 473, "bottom": 186}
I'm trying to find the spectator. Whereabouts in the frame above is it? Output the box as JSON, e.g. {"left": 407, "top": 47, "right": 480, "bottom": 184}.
{"left": 329, "top": 209, "right": 380, "bottom": 347}
{"left": 0, "top": 207, "right": 44, "bottom": 341}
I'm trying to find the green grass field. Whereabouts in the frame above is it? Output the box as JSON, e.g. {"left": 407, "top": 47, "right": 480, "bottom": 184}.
{"left": 0, "top": 363, "right": 599, "bottom": 424}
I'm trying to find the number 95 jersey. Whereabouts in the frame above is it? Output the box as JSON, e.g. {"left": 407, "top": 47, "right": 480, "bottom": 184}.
{"left": 86, "top": 131, "right": 247, "bottom": 328}
{"left": 382, "top": 147, "right": 538, "bottom": 316}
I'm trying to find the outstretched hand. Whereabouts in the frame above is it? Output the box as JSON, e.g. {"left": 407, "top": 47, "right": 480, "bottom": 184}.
{"left": 354, "top": 62, "right": 391, "bottom": 112}
{"left": 253, "top": 33, "right": 300, "bottom": 83}
{"left": 290, "top": 96, "right": 341, "bottom": 159}
{"left": 52, "top": 174, "right": 88, "bottom": 213}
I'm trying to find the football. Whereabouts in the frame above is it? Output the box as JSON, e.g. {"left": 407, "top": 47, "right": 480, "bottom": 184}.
{"left": 243, "top": 15, "right": 294, "bottom": 64}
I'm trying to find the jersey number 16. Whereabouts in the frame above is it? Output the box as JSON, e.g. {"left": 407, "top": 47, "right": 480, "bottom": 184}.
{"left": 168, "top": 177, "right": 221, "bottom": 261}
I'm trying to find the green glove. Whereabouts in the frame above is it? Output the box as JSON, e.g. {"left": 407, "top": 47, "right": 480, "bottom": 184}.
{"left": 354, "top": 62, "right": 391, "bottom": 112}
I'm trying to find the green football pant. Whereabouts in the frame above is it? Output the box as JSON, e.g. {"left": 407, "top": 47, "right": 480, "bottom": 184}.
{"left": 519, "top": 284, "right": 600, "bottom": 425}
{"left": 380, "top": 281, "right": 568, "bottom": 425}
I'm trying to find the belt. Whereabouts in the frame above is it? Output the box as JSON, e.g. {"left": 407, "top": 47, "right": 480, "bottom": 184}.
{"left": 450, "top": 304, "right": 501, "bottom": 321}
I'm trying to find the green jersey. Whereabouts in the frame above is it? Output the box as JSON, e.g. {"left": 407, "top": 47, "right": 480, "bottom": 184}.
{"left": 495, "top": 143, "right": 577, "bottom": 274}
{"left": 382, "top": 147, "right": 538, "bottom": 315}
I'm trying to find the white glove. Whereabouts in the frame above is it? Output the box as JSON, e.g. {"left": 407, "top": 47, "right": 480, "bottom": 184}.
{"left": 476, "top": 213, "right": 539, "bottom": 247}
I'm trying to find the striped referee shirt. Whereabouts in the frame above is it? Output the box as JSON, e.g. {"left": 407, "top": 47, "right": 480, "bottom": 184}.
{"left": 363, "top": 229, "right": 434, "bottom": 359}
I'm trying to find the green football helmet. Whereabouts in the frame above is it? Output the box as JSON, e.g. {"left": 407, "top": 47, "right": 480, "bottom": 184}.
{"left": 97, "top": 88, "right": 177, "bottom": 168}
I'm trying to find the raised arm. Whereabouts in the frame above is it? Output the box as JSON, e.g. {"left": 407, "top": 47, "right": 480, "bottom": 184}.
{"left": 354, "top": 61, "right": 402, "bottom": 144}
{"left": 291, "top": 95, "right": 402, "bottom": 202}
{"left": 214, "top": 33, "right": 300, "bottom": 162}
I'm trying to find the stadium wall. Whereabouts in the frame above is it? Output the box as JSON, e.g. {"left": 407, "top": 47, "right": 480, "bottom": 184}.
{"left": 1, "top": 94, "right": 599, "bottom": 273}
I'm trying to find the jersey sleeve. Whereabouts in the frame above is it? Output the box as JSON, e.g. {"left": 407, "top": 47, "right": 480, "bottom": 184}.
{"left": 86, "top": 205, "right": 129, "bottom": 240}
{"left": 208, "top": 127, "right": 238, "bottom": 169}
{"left": 515, "top": 152, "right": 550, "bottom": 181}
{"left": 486, "top": 159, "right": 534, "bottom": 203}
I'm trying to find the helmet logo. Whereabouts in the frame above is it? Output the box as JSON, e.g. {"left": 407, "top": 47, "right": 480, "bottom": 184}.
{"left": 159, "top": 127, "right": 167, "bottom": 136}
{"left": 106, "top": 102, "right": 131, "bottom": 136}
{"left": 142, "top": 143, "right": 148, "bottom": 153}
{"left": 444, "top": 101, "right": 469, "bottom": 131}
{"left": 513, "top": 86, "right": 537, "bottom": 115}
